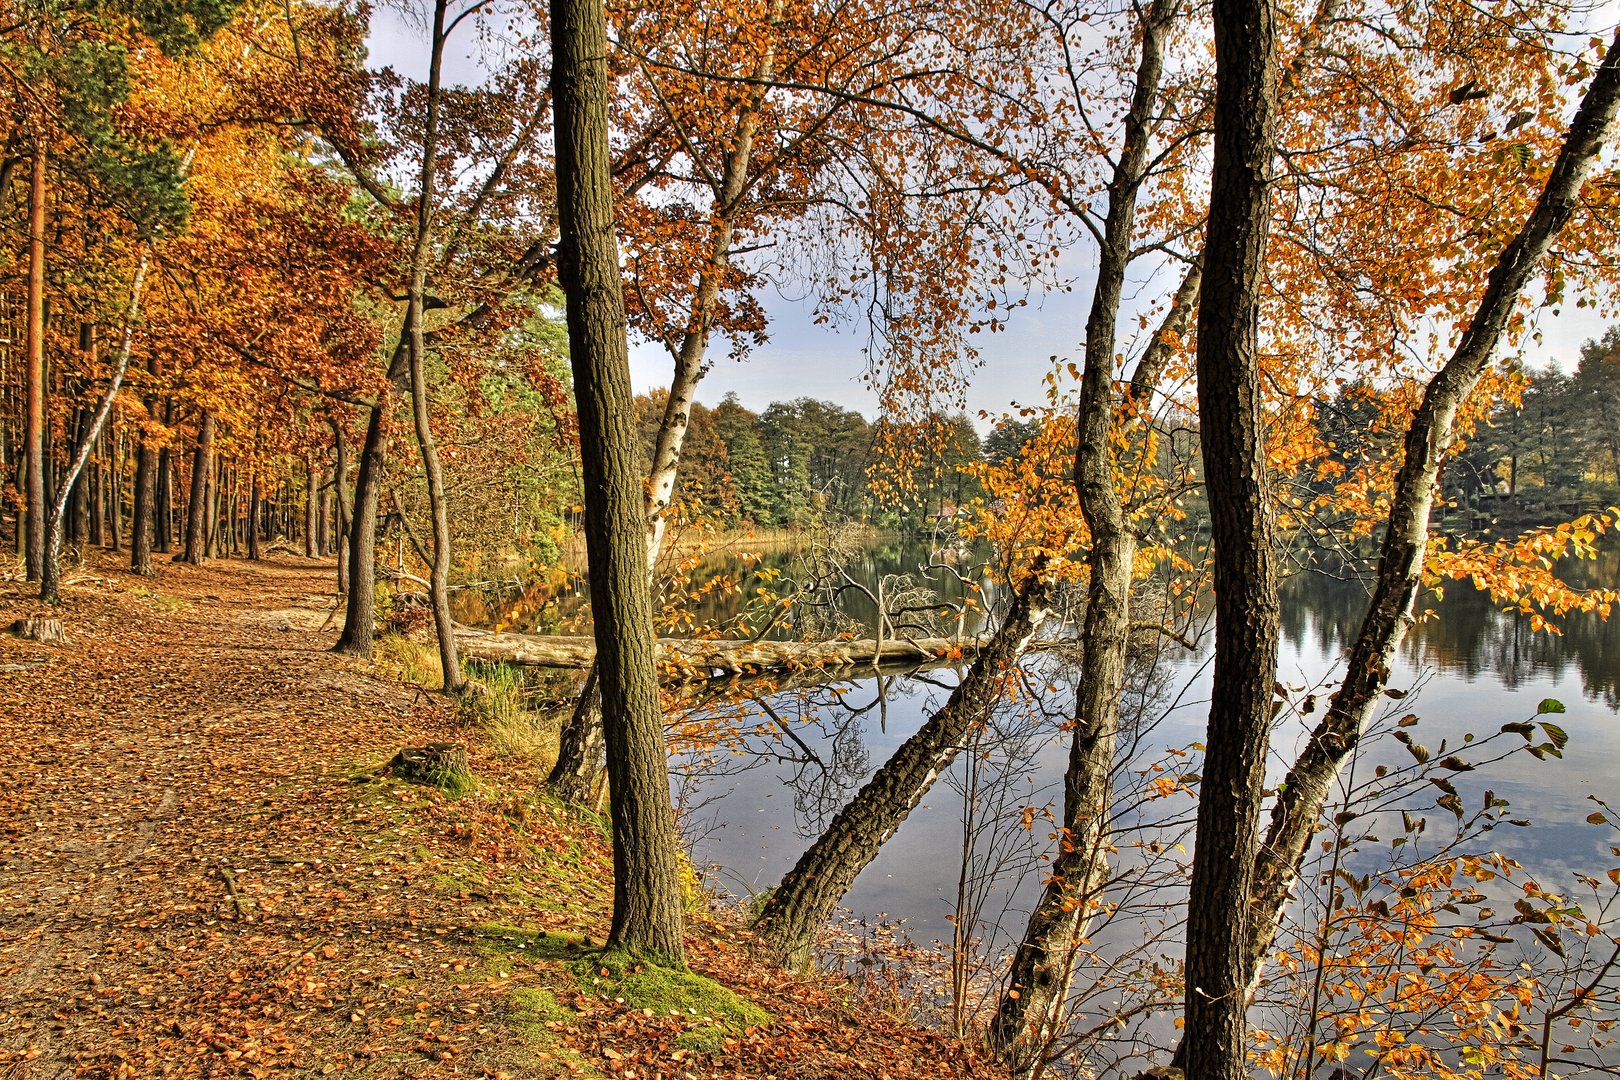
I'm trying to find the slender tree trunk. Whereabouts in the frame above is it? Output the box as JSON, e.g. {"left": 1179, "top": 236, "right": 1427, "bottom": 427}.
{"left": 41, "top": 256, "right": 149, "bottom": 603}
{"left": 751, "top": 575, "right": 1054, "bottom": 968}
{"left": 67, "top": 404, "right": 89, "bottom": 547}
{"left": 89, "top": 432, "right": 103, "bottom": 547}
{"left": 1239, "top": 26, "right": 1620, "bottom": 998}
{"left": 1180, "top": 0, "right": 1279, "bottom": 1074}
{"left": 987, "top": 3, "right": 1183, "bottom": 1068}
{"left": 317, "top": 467, "right": 330, "bottom": 557}
{"left": 304, "top": 454, "right": 318, "bottom": 558}
{"left": 552, "top": 0, "right": 686, "bottom": 962}
{"left": 247, "top": 463, "right": 262, "bottom": 560}
{"left": 331, "top": 418, "right": 350, "bottom": 595}
{"left": 132, "top": 432, "right": 155, "bottom": 575}
{"left": 181, "top": 411, "right": 215, "bottom": 565}
{"left": 156, "top": 400, "right": 174, "bottom": 552}
{"left": 205, "top": 449, "right": 221, "bottom": 558}
{"left": 24, "top": 133, "right": 46, "bottom": 582}
{"left": 402, "top": 2, "right": 465, "bottom": 694}
{"left": 110, "top": 430, "right": 123, "bottom": 553}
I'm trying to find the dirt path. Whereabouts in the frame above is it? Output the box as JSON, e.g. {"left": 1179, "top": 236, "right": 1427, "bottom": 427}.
{"left": 0, "top": 555, "right": 553, "bottom": 1078}
{"left": 0, "top": 554, "right": 1005, "bottom": 1080}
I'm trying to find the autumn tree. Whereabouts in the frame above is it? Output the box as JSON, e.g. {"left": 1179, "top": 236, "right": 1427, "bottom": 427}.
{"left": 550, "top": 0, "right": 687, "bottom": 963}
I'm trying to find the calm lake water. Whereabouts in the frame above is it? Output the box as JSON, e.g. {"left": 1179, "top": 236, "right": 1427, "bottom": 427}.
{"left": 649, "top": 540, "right": 1620, "bottom": 1063}
{"left": 468, "top": 538, "right": 1620, "bottom": 1061}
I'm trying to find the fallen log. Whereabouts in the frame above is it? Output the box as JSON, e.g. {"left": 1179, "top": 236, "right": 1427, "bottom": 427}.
{"left": 453, "top": 628, "right": 981, "bottom": 683}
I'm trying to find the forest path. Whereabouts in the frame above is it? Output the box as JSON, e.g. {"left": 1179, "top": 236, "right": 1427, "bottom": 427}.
{"left": 0, "top": 555, "right": 543, "bottom": 1079}
{"left": 0, "top": 553, "right": 1009, "bottom": 1080}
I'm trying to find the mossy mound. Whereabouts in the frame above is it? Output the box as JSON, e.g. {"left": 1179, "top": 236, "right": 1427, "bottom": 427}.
{"left": 571, "top": 948, "right": 769, "bottom": 1052}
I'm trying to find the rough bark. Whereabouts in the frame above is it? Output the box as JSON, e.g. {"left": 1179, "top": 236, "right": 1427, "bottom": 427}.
{"left": 987, "top": 4, "right": 1182, "bottom": 1068}
{"left": 180, "top": 411, "right": 215, "bottom": 565}
{"left": 334, "top": 395, "right": 389, "bottom": 657}
{"left": 1180, "top": 0, "right": 1279, "bottom": 1073}
{"left": 751, "top": 574, "right": 1054, "bottom": 968}
{"left": 1241, "top": 27, "right": 1620, "bottom": 994}
{"left": 23, "top": 133, "right": 45, "bottom": 583}
{"left": 547, "top": 8, "right": 783, "bottom": 801}
{"left": 552, "top": 0, "right": 687, "bottom": 962}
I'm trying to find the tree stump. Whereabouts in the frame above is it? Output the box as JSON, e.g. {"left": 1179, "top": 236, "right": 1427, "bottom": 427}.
{"left": 9, "top": 618, "right": 66, "bottom": 644}
{"left": 383, "top": 742, "right": 471, "bottom": 795}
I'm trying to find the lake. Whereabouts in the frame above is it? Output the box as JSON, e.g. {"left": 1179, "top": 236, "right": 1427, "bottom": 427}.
{"left": 467, "top": 537, "right": 1620, "bottom": 1067}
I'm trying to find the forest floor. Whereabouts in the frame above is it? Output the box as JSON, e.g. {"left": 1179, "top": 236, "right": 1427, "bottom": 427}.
{"left": 0, "top": 553, "right": 998, "bottom": 1080}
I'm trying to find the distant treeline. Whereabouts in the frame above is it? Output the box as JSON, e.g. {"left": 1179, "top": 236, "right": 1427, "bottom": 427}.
{"left": 630, "top": 392, "right": 996, "bottom": 531}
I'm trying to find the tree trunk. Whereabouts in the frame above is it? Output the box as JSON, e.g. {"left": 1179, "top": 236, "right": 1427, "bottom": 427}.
{"left": 202, "top": 450, "right": 218, "bottom": 558}
{"left": 334, "top": 395, "right": 388, "bottom": 656}
{"left": 155, "top": 401, "right": 174, "bottom": 552}
{"left": 89, "top": 433, "right": 104, "bottom": 547}
{"left": 132, "top": 431, "right": 156, "bottom": 575}
{"left": 68, "top": 405, "right": 89, "bottom": 548}
{"left": 247, "top": 464, "right": 262, "bottom": 560}
{"left": 987, "top": 4, "right": 1182, "bottom": 1068}
{"left": 1240, "top": 27, "right": 1620, "bottom": 998}
{"left": 331, "top": 418, "right": 350, "bottom": 595}
{"left": 23, "top": 132, "right": 45, "bottom": 583}
{"left": 1180, "top": 0, "right": 1279, "bottom": 1074}
{"left": 41, "top": 256, "right": 149, "bottom": 603}
{"left": 403, "top": 6, "right": 465, "bottom": 695}
{"left": 181, "top": 411, "right": 215, "bottom": 565}
{"left": 552, "top": 0, "right": 687, "bottom": 963}
{"left": 751, "top": 575, "right": 1053, "bottom": 968}
{"left": 304, "top": 455, "right": 318, "bottom": 558}
{"left": 548, "top": 667, "right": 607, "bottom": 802}
{"left": 546, "top": 5, "right": 782, "bottom": 800}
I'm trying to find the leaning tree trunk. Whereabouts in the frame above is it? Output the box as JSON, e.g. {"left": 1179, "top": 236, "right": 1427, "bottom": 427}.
{"left": 552, "top": 0, "right": 687, "bottom": 962}
{"left": 41, "top": 257, "right": 149, "bottom": 603}
{"left": 548, "top": 672, "right": 607, "bottom": 802}
{"left": 751, "top": 574, "right": 1054, "bottom": 968}
{"left": 1180, "top": 0, "right": 1280, "bottom": 1075}
{"left": 987, "top": 1, "right": 1181, "bottom": 1068}
{"left": 1240, "top": 25, "right": 1620, "bottom": 998}
{"left": 180, "top": 411, "right": 216, "bottom": 565}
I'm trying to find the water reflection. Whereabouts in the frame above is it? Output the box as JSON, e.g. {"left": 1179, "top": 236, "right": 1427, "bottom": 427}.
{"left": 678, "top": 552, "right": 1620, "bottom": 952}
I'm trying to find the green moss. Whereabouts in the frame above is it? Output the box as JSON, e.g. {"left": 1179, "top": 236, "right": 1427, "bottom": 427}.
{"left": 508, "top": 986, "right": 575, "bottom": 1031}
{"left": 473, "top": 924, "right": 588, "bottom": 963}
{"left": 571, "top": 950, "right": 769, "bottom": 1030}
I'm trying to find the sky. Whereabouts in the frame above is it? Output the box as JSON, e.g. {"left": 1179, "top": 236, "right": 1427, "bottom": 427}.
{"left": 366, "top": 3, "right": 1618, "bottom": 428}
